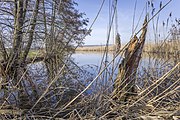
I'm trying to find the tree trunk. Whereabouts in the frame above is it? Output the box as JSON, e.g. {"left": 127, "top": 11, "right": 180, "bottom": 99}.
{"left": 22, "top": 0, "right": 40, "bottom": 63}
{"left": 6, "top": 0, "right": 24, "bottom": 85}
{"left": 45, "top": 1, "right": 57, "bottom": 81}
{"left": 0, "top": 32, "right": 8, "bottom": 61}
{"left": 113, "top": 16, "right": 148, "bottom": 102}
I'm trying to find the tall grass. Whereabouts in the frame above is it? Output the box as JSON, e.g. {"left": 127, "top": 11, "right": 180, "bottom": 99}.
{"left": 0, "top": 0, "right": 179, "bottom": 119}
{"left": 144, "top": 40, "right": 180, "bottom": 55}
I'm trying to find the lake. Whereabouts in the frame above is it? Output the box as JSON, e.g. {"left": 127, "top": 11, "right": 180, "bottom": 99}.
{"left": 72, "top": 51, "right": 175, "bottom": 73}
{"left": 71, "top": 51, "right": 178, "bottom": 90}
{"left": 25, "top": 51, "right": 177, "bottom": 90}
{"left": 0, "top": 51, "right": 177, "bottom": 102}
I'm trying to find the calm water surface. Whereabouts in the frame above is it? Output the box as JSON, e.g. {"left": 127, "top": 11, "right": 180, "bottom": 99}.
{"left": 72, "top": 52, "right": 167, "bottom": 68}
{"left": 72, "top": 51, "right": 176, "bottom": 78}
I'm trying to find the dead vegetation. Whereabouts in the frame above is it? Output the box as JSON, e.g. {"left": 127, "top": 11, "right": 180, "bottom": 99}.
{"left": 76, "top": 45, "right": 117, "bottom": 52}
{"left": 0, "top": 0, "right": 179, "bottom": 119}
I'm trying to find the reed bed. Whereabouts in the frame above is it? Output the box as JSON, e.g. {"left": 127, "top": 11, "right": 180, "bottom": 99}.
{"left": 76, "top": 45, "right": 116, "bottom": 52}
{"left": 144, "top": 40, "right": 180, "bottom": 56}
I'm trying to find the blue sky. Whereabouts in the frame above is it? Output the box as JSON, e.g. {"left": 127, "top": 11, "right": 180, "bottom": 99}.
{"left": 75, "top": 0, "right": 180, "bottom": 45}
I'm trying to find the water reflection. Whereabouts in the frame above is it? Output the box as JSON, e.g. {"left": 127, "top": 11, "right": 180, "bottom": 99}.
{"left": 72, "top": 52, "right": 176, "bottom": 74}
{"left": 72, "top": 51, "right": 178, "bottom": 92}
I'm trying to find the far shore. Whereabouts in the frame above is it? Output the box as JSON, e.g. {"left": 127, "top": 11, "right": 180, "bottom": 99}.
{"left": 76, "top": 42, "right": 180, "bottom": 55}
{"left": 76, "top": 45, "right": 118, "bottom": 51}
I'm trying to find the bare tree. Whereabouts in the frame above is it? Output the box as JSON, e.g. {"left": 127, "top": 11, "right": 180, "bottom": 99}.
{"left": 0, "top": 0, "right": 88, "bottom": 107}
